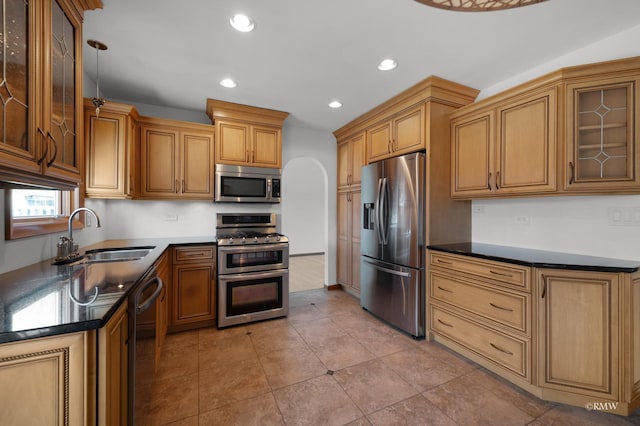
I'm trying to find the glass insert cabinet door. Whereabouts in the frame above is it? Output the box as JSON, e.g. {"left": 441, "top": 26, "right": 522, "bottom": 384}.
{"left": 567, "top": 78, "right": 639, "bottom": 190}
{"left": 45, "top": 0, "right": 82, "bottom": 180}
{"left": 0, "top": 0, "right": 83, "bottom": 183}
{"left": 0, "top": 0, "right": 39, "bottom": 172}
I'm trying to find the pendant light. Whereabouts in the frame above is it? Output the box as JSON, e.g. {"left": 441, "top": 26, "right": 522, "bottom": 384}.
{"left": 87, "top": 40, "right": 108, "bottom": 116}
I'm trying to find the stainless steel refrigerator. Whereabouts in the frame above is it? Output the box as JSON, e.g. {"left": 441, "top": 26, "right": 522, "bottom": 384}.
{"left": 360, "top": 152, "right": 425, "bottom": 338}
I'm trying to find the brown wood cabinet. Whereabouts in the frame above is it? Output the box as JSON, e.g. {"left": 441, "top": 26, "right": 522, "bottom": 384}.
{"left": 367, "top": 104, "right": 425, "bottom": 163}
{"left": 337, "top": 132, "right": 365, "bottom": 188}
{"left": 139, "top": 117, "right": 215, "bottom": 200}
{"left": 336, "top": 132, "right": 364, "bottom": 296}
{"left": 428, "top": 251, "right": 533, "bottom": 387}
{"left": 215, "top": 120, "right": 282, "bottom": 168}
{"left": 170, "top": 245, "right": 217, "bottom": 331}
{"left": 536, "top": 269, "right": 627, "bottom": 409}
{"left": 451, "top": 87, "right": 557, "bottom": 198}
{"left": 98, "top": 301, "right": 128, "bottom": 426}
{"left": 427, "top": 248, "right": 640, "bottom": 416}
{"left": 84, "top": 99, "right": 140, "bottom": 198}
{"left": 337, "top": 190, "right": 361, "bottom": 296}
{"left": 451, "top": 56, "right": 640, "bottom": 199}
{"left": 0, "top": 331, "right": 89, "bottom": 425}
{"left": 206, "top": 99, "right": 289, "bottom": 169}
{"left": 564, "top": 72, "right": 640, "bottom": 192}
{"left": 0, "top": 0, "right": 101, "bottom": 189}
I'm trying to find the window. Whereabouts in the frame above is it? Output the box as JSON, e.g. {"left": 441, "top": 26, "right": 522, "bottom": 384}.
{"left": 5, "top": 188, "right": 83, "bottom": 240}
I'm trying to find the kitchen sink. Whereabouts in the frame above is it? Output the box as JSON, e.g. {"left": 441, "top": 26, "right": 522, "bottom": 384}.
{"left": 83, "top": 246, "right": 155, "bottom": 263}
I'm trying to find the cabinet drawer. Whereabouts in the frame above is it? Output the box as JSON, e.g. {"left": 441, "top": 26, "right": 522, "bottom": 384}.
{"left": 429, "top": 252, "right": 530, "bottom": 291}
{"left": 173, "top": 246, "right": 215, "bottom": 263}
{"left": 430, "top": 271, "right": 528, "bottom": 334}
{"left": 431, "top": 306, "right": 528, "bottom": 378}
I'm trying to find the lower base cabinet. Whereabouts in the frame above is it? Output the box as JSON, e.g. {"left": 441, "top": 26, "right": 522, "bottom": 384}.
{"left": 98, "top": 301, "right": 128, "bottom": 426}
{"left": 428, "top": 250, "right": 640, "bottom": 416}
{"left": 170, "top": 245, "right": 217, "bottom": 331}
{"left": 0, "top": 332, "right": 89, "bottom": 425}
{"left": 536, "top": 268, "right": 640, "bottom": 415}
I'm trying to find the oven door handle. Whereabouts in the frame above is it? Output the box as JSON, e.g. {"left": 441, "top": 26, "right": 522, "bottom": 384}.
{"left": 218, "top": 243, "right": 289, "bottom": 254}
{"left": 135, "top": 276, "right": 164, "bottom": 314}
{"left": 219, "top": 269, "right": 288, "bottom": 281}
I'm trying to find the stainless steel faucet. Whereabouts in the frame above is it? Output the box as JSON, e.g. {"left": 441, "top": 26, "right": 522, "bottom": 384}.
{"left": 55, "top": 207, "right": 102, "bottom": 263}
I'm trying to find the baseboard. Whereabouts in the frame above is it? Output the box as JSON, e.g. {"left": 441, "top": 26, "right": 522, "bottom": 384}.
{"left": 290, "top": 252, "right": 324, "bottom": 257}
{"left": 325, "top": 283, "right": 341, "bottom": 291}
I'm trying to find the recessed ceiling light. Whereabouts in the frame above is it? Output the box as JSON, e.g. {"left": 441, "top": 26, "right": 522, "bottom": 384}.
{"left": 230, "top": 14, "right": 255, "bottom": 32}
{"left": 377, "top": 59, "right": 398, "bottom": 71}
{"left": 220, "top": 78, "right": 237, "bottom": 88}
{"left": 328, "top": 100, "right": 343, "bottom": 109}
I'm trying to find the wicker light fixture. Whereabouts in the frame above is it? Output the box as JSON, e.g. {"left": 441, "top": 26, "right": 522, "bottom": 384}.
{"left": 414, "top": 0, "right": 547, "bottom": 11}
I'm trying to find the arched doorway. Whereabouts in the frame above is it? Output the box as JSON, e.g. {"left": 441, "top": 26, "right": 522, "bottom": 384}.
{"left": 282, "top": 157, "right": 327, "bottom": 292}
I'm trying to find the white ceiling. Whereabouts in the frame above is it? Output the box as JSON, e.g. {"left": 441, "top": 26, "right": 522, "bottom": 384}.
{"left": 82, "top": 0, "right": 640, "bottom": 132}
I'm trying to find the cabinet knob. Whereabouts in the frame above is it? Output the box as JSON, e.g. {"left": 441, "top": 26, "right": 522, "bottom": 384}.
{"left": 487, "top": 172, "right": 492, "bottom": 191}
{"left": 495, "top": 171, "right": 500, "bottom": 190}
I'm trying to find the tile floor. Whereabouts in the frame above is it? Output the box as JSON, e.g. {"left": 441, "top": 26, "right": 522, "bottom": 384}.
{"left": 137, "top": 289, "right": 640, "bottom": 425}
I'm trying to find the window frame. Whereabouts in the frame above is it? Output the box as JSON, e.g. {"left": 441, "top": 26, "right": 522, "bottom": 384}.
{"left": 4, "top": 187, "right": 84, "bottom": 240}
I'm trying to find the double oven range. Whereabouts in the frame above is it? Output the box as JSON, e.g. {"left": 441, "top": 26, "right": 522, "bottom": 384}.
{"left": 216, "top": 213, "right": 289, "bottom": 327}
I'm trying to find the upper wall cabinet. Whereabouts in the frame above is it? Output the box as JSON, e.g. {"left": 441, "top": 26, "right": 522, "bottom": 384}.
{"left": 0, "top": 0, "right": 102, "bottom": 189}
{"left": 206, "top": 99, "right": 289, "bottom": 169}
{"left": 451, "top": 87, "right": 557, "bottom": 198}
{"left": 138, "top": 116, "right": 215, "bottom": 200}
{"left": 451, "top": 56, "right": 640, "bottom": 199}
{"left": 337, "top": 132, "right": 365, "bottom": 189}
{"left": 368, "top": 105, "right": 425, "bottom": 163}
{"left": 564, "top": 70, "right": 640, "bottom": 192}
{"left": 84, "top": 99, "right": 140, "bottom": 199}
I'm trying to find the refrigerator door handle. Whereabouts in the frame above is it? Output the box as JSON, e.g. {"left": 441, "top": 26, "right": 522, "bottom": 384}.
{"left": 375, "top": 178, "right": 384, "bottom": 244}
{"left": 379, "top": 177, "right": 389, "bottom": 245}
{"left": 363, "top": 258, "right": 410, "bottom": 277}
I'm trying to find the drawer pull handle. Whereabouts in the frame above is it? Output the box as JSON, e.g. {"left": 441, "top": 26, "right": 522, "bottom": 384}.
{"left": 436, "top": 259, "right": 453, "bottom": 265}
{"left": 185, "top": 252, "right": 206, "bottom": 257}
{"left": 490, "top": 342, "right": 513, "bottom": 356}
{"left": 489, "top": 302, "right": 513, "bottom": 312}
{"left": 437, "top": 318, "right": 453, "bottom": 328}
{"left": 437, "top": 286, "right": 453, "bottom": 293}
{"left": 489, "top": 269, "right": 513, "bottom": 278}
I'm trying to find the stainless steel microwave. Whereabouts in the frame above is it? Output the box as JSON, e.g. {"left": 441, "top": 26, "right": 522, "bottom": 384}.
{"left": 214, "top": 164, "right": 281, "bottom": 203}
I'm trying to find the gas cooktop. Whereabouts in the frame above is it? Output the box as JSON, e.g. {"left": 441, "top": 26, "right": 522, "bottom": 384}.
{"left": 215, "top": 231, "right": 288, "bottom": 245}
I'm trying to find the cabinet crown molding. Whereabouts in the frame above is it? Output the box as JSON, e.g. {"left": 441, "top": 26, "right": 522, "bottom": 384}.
{"left": 206, "top": 99, "right": 289, "bottom": 127}
{"left": 83, "top": 98, "right": 140, "bottom": 120}
{"left": 452, "top": 55, "right": 640, "bottom": 119}
{"left": 333, "top": 75, "right": 479, "bottom": 141}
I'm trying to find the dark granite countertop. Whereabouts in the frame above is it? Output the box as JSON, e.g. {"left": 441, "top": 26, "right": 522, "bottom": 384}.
{"left": 0, "top": 237, "right": 216, "bottom": 344}
{"left": 427, "top": 242, "right": 640, "bottom": 273}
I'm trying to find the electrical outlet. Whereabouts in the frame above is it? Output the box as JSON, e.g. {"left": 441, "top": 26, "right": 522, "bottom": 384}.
{"left": 164, "top": 214, "right": 178, "bottom": 221}
{"left": 472, "top": 205, "right": 485, "bottom": 214}
{"left": 608, "top": 207, "right": 637, "bottom": 226}
{"left": 514, "top": 216, "right": 530, "bottom": 225}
